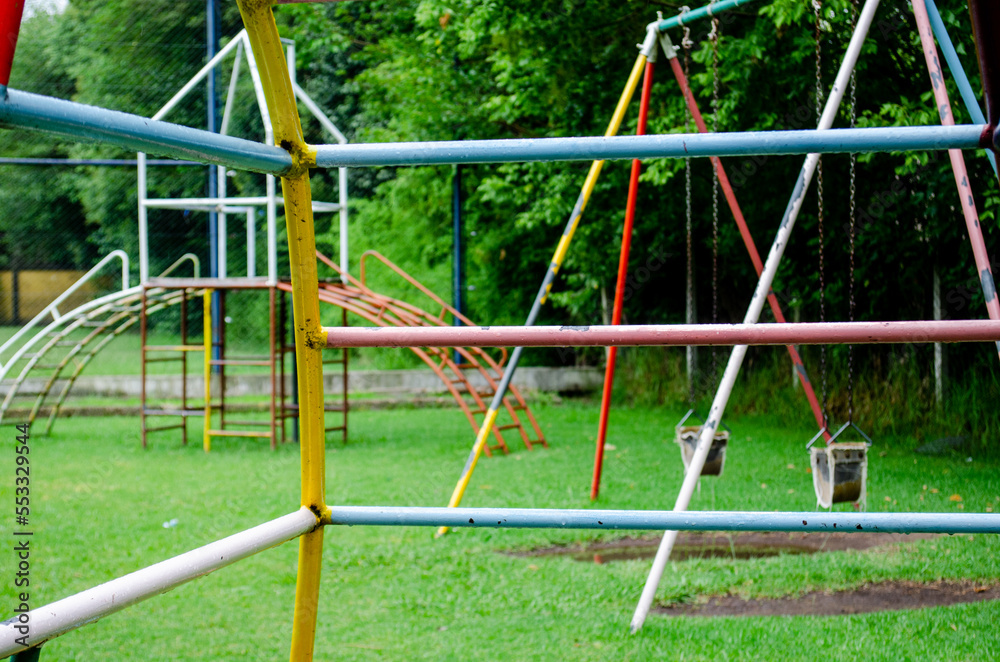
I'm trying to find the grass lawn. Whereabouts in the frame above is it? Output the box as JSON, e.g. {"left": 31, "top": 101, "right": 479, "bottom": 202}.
{"left": 3, "top": 401, "right": 999, "bottom": 660}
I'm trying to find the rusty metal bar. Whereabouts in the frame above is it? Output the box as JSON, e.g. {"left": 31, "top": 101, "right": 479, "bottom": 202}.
{"left": 323, "top": 320, "right": 1000, "bottom": 348}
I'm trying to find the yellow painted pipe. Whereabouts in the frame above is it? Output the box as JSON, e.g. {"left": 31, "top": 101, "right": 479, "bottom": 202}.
{"left": 288, "top": 528, "right": 324, "bottom": 662}
{"left": 436, "top": 53, "right": 647, "bottom": 536}
{"left": 236, "top": 1, "right": 326, "bottom": 659}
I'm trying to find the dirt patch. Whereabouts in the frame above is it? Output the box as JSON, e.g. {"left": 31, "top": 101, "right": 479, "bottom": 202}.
{"left": 511, "top": 531, "right": 942, "bottom": 564}
{"left": 656, "top": 580, "right": 1000, "bottom": 617}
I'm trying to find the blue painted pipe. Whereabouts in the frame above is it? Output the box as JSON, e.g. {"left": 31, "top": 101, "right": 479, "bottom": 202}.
{"left": 0, "top": 90, "right": 988, "bottom": 174}
{"left": 0, "top": 158, "right": 200, "bottom": 166}
{"left": 923, "top": 0, "right": 997, "bottom": 176}
{"left": 656, "top": 0, "right": 765, "bottom": 32}
{"left": 313, "top": 125, "right": 986, "bottom": 168}
{"left": 0, "top": 88, "right": 292, "bottom": 175}
{"left": 327, "top": 506, "right": 1000, "bottom": 534}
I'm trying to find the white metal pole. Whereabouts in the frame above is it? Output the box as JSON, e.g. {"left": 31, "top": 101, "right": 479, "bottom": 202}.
{"left": 244, "top": 34, "right": 279, "bottom": 287}
{"left": 339, "top": 166, "right": 348, "bottom": 283}
{"left": 247, "top": 208, "right": 257, "bottom": 278}
{"left": 151, "top": 32, "right": 245, "bottom": 122}
{"left": 218, "top": 202, "right": 227, "bottom": 279}
{"left": 286, "top": 40, "right": 296, "bottom": 87}
{"left": 137, "top": 151, "right": 149, "bottom": 284}
{"left": 629, "top": 0, "right": 881, "bottom": 633}
{"left": 0, "top": 508, "right": 318, "bottom": 657}
{"left": 220, "top": 40, "right": 243, "bottom": 137}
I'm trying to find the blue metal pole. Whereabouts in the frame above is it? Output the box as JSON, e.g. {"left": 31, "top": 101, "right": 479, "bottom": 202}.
{"left": 656, "top": 0, "right": 765, "bottom": 32}
{"left": 0, "top": 158, "right": 200, "bottom": 166}
{"left": 923, "top": 0, "right": 997, "bottom": 175}
{"left": 326, "top": 506, "right": 1000, "bottom": 534}
{"left": 0, "top": 89, "right": 292, "bottom": 175}
{"left": 0, "top": 91, "right": 989, "bottom": 172}
{"left": 207, "top": 0, "right": 222, "bottom": 372}
{"left": 312, "top": 125, "right": 988, "bottom": 168}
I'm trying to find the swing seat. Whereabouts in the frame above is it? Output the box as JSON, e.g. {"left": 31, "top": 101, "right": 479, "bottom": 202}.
{"left": 810, "top": 442, "right": 868, "bottom": 508}
{"left": 675, "top": 425, "right": 729, "bottom": 477}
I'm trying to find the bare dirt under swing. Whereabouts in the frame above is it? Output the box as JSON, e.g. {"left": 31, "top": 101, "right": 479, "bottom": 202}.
{"left": 510, "top": 532, "right": 998, "bottom": 617}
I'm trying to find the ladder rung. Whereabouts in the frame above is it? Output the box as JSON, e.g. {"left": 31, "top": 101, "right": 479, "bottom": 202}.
{"left": 144, "top": 424, "right": 185, "bottom": 433}
{"left": 496, "top": 424, "right": 521, "bottom": 431}
{"left": 206, "top": 430, "right": 272, "bottom": 438}
{"left": 209, "top": 359, "right": 271, "bottom": 367}
{"left": 143, "top": 408, "right": 203, "bottom": 417}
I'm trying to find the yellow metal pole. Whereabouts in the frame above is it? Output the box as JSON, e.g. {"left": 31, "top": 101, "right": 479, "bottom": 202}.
{"left": 202, "top": 288, "right": 213, "bottom": 453}
{"left": 435, "top": 53, "right": 647, "bottom": 537}
{"left": 236, "top": 2, "right": 326, "bottom": 660}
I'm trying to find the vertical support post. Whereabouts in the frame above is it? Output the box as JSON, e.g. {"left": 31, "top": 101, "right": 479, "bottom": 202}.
{"left": 247, "top": 209, "right": 257, "bottom": 278}
{"left": 236, "top": 3, "right": 326, "bottom": 660}
{"left": 452, "top": 163, "right": 464, "bottom": 365}
{"left": 0, "top": 0, "right": 26, "bottom": 95}
{"left": 137, "top": 152, "right": 150, "bottom": 284}
{"left": 630, "top": 0, "right": 880, "bottom": 633}
{"left": 181, "top": 287, "right": 189, "bottom": 446}
{"left": 140, "top": 287, "right": 149, "bottom": 448}
{"left": 591, "top": 44, "right": 656, "bottom": 501}
{"left": 338, "top": 167, "right": 348, "bottom": 284}
{"left": 913, "top": 0, "right": 1000, "bottom": 365}
{"left": 267, "top": 174, "right": 278, "bottom": 285}
{"left": 270, "top": 286, "right": 278, "bottom": 450}
{"left": 207, "top": 0, "right": 222, "bottom": 372}
{"left": 202, "top": 288, "right": 213, "bottom": 453}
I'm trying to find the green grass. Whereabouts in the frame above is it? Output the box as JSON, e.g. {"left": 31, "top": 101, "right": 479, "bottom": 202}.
{"left": 2, "top": 402, "right": 999, "bottom": 660}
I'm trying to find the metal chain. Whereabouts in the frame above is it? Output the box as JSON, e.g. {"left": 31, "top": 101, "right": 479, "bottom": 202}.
{"left": 814, "top": 0, "right": 827, "bottom": 427}
{"left": 710, "top": 6, "right": 720, "bottom": 379}
{"left": 684, "top": 39, "right": 695, "bottom": 404}
{"left": 847, "top": 0, "right": 858, "bottom": 423}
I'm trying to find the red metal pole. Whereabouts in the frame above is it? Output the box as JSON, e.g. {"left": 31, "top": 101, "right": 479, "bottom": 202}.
{"left": 966, "top": 0, "right": 999, "bottom": 155}
{"left": 323, "top": 319, "right": 1000, "bottom": 349}
{"left": 0, "top": 0, "right": 26, "bottom": 90}
{"left": 913, "top": 0, "right": 1000, "bottom": 364}
{"left": 666, "top": 53, "right": 829, "bottom": 438}
{"left": 590, "top": 60, "right": 655, "bottom": 501}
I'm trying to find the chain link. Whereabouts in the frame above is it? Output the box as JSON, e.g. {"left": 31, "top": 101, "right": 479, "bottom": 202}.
{"left": 684, "top": 42, "right": 695, "bottom": 404}
{"left": 710, "top": 6, "right": 720, "bottom": 379}
{"left": 847, "top": 0, "right": 858, "bottom": 424}
{"left": 814, "top": 0, "right": 827, "bottom": 428}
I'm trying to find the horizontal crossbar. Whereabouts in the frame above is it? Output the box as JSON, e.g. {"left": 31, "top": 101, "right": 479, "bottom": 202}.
{"left": 323, "top": 320, "right": 1000, "bottom": 348}
{"left": 326, "top": 506, "right": 1000, "bottom": 534}
{"left": 311, "top": 125, "right": 989, "bottom": 167}
{"left": 0, "top": 89, "right": 990, "bottom": 175}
